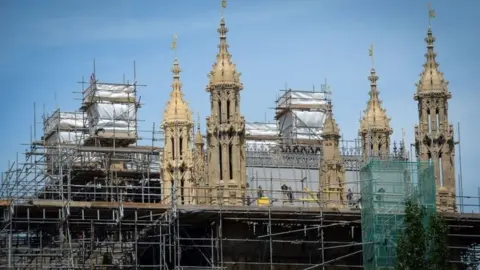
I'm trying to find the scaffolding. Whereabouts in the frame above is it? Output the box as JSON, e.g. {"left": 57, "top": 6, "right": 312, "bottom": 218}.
{"left": 274, "top": 88, "right": 329, "bottom": 143}
{"left": 360, "top": 160, "right": 436, "bottom": 269}
{"left": 0, "top": 72, "right": 479, "bottom": 269}
{"left": 80, "top": 80, "right": 139, "bottom": 147}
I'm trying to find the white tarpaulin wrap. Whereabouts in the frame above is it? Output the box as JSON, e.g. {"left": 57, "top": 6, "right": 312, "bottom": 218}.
{"left": 275, "top": 90, "right": 328, "bottom": 140}
{"left": 87, "top": 103, "right": 137, "bottom": 133}
{"left": 44, "top": 111, "right": 85, "bottom": 135}
{"left": 277, "top": 91, "right": 327, "bottom": 107}
{"left": 84, "top": 83, "right": 135, "bottom": 103}
{"left": 278, "top": 110, "right": 326, "bottom": 140}
{"left": 245, "top": 123, "right": 278, "bottom": 137}
{"left": 45, "top": 131, "right": 85, "bottom": 145}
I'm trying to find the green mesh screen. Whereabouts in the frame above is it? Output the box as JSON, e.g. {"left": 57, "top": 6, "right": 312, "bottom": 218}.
{"left": 360, "top": 160, "right": 436, "bottom": 270}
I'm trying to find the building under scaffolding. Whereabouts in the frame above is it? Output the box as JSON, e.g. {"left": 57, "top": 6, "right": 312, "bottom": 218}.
{"left": 1, "top": 80, "right": 480, "bottom": 269}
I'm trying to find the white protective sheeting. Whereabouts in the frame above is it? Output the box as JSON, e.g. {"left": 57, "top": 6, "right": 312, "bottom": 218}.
{"left": 245, "top": 122, "right": 278, "bottom": 137}
{"left": 44, "top": 111, "right": 85, "bottom": 135}
{"left": 87, "top": 103, "right": 137, "bottom": 133}
{"left": 45, "top": 131, "right": 85, "bottom": 145}
{"left": 278, "top": 110, "right": 326, "bottom": 140}
{"left": 277, "top": 91, "right": 327, "bottom": 107}
{"left": 84, "top": 83, "right": 135, "bottom": 103}
{"left": 246, "top": 140, "right": 278, "bottom": 151}
{"left": 276, "top": 90, "right": 328, "bottom": 140}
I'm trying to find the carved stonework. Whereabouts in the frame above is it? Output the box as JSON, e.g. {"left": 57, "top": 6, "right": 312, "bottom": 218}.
{"left": 359, "top": 68, "right": 392, "bottom": 160}
{"left": 161, "top": 58, "right": 195, "bottom": 206}
{"left": 320, "top": 102, "right": 346, "bottom": 208}
{"left": 205, "top": 18, "right": 246, "bottom": 206}
{"left": 414, "top": 27, "right": 456, "bottom": 213}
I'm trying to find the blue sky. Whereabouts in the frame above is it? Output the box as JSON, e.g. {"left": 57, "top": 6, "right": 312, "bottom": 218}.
{"left": 1, "top": 0, "right": 479, "bottom": 207}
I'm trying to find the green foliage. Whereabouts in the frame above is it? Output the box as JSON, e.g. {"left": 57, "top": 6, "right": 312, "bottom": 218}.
{"left": 426, "top": 212, "right": 448, "bottom": 270}
{"left": 395, "top": 200, "right": 449, "bottom": 270}
{"left": 395, "top": 200, "right": 427, "bottom": 270}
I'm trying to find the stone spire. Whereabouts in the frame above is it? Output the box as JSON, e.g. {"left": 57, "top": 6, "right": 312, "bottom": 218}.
{"left": 164, "top": 58, "right": 192, "bottom": 123}
{"left": 359, "top": 68, "right": 392, "bottom": 159}
{"left": 414, "top": 27, "right": 451, "bottom": 99}
{"left": 323, "top": 101, "right": 340, "bottom": 138}
{"left": 360, "top": 69, "right": 392, "bottom": 133}
{"left": 414, "top": 26, "right": 456, "bottom": 212}
{"left": 161, "top": 56, "right": 194, "bottom": 205}
{"left": 206, "top": 18, "right": 243, "bottom": 91}
{"left": 193, "top": 119, "right": 207, "bottom": 204}
{"left": 195, "top": 120, "right": 204, "bottom": 145}
{"left": 320, "top": 100, "right": 345, "bottom": 208}
{"left": 205, "top": 11, "right": 246, "bottom": 206}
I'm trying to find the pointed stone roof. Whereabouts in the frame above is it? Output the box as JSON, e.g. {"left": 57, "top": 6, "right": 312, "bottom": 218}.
{"left": 206, "top": 18, "right": 243, "bottom": 91}
{"left": 322, "top": 101, "right": 341, "bottom": 138}
{"left": 360, "top": 68, "right": 392, "bottom": 134}
{"left": 195, "top": 122, "right": 204, "bottom": 145}
{"left": 414, "top": 27, "right": 451, "bottom": 99}
{"left": 163, "top": 58, "right": 192, "bottom": 123}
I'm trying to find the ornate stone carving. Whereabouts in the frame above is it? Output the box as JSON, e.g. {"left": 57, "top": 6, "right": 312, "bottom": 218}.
{"left": 161, "top": 57, "right": 195, "bottom": 206}
{"left": 414, "top": 27, "right": 456, "bottom": 213}
{"left": 205, "top": 18, "right": 246, "bottom": 206}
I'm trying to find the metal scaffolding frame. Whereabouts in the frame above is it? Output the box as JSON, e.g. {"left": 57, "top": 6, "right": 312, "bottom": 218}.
{"left": 0, "top": 75, "right": 480, "bottom": 269}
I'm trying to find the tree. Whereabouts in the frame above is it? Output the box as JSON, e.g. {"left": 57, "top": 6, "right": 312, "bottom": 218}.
{"left": 395, "top": 200, "right": 427, "bottom": 270}
{"left": 395, "top": 200, "right": 449, "bottom": 270}
{"left": 426, "top": 212, "right": 448, "bottom": 270}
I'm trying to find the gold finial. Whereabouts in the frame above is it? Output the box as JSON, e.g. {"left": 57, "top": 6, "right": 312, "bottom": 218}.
{"left": 368, "top": 44, "right": 374, "bottom": 69}
{"left": 171, "top": 34, "right": 178, "bottom": 57}
{"left": 197, "top": 113, "right": 201, "bottom": 131}
{"left": 428, "top": 3, "right": 435, "bottom": 27}
{"left": 221, "top": 0, "right": 227, "bottom": 17}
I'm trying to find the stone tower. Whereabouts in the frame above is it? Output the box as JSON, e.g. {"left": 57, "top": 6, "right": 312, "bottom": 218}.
{"left": 320, "top": 100, "right": 346, "bottom": 208}
{"left": 162, "top": 58, "right": 195, "bottom": 205}
{"left": 359, "top": 68, "right": 393, "bottom": 160}
{"left": 193, "top": 122, "right": 207, "bottom": 204}
{"left": 205, "top": 18, "right": 246, "bottom": 205}
{"left": 414, "top": 27, "right": 456, "bottom": 212}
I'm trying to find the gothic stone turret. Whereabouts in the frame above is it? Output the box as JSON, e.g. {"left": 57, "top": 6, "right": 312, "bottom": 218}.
{"left": 359, "top": 68, "right": 393, "bottom": 160}
{"left": 193, "top": 123, "right": 207, "bottom": 204}
{"left": 162, "top": 58, "right": 195, "bottom": 205}
{"left": 320, "top": 101, "right": 346, "bottom": 208}
{"left": 414, "top": 27, "right": 456, "bottom": 212}
{"left": 205, "top": 18, "right": 246, "bottom": 206}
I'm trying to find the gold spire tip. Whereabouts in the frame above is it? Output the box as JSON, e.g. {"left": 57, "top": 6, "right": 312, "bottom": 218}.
{"left": 171, "top": 34, "right": 178, "bottom": 57}
{"left": 221, "top": 0, "right": 227, "bottom": 17}
{"left": 427, "top": 3, "right": 436, "bottom": 27}
{"left": 368, "top": 44, "right": 374, "bottom": 68}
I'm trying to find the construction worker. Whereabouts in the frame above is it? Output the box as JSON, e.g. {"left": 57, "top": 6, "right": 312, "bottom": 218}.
{"left": 281, "top": 183, "right": 288, "bottom": 204}
{"left": 287, "top": 187, "right": 294, "bottom": 204}
{"left": 377, "top": 187, "right": 386, "bottom": 208}
{"left": 257, "top": 186, "right": 263, "bottom": 198}
{"left": 347, "top": 189, "right": 353, "bottom": 206}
